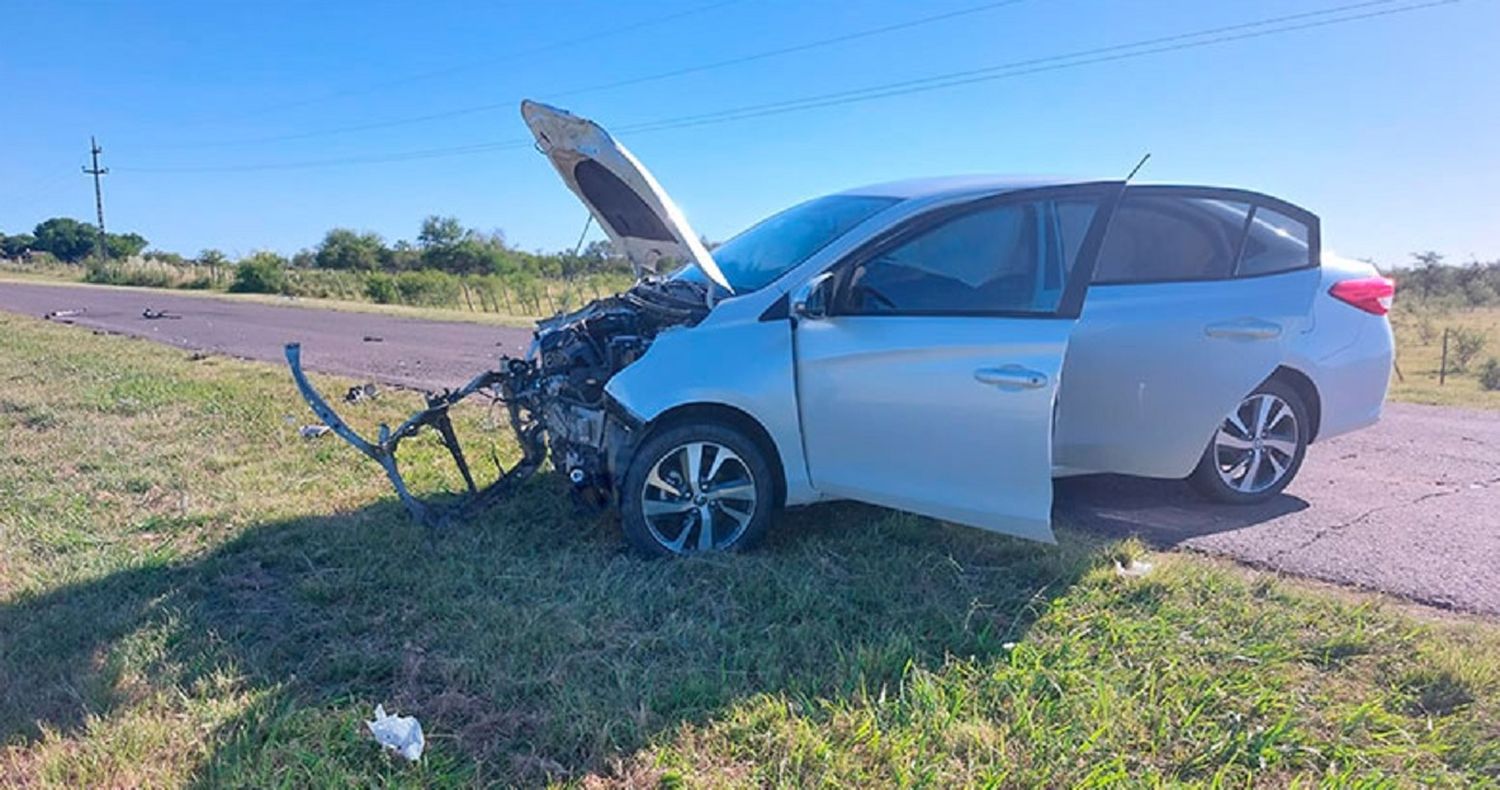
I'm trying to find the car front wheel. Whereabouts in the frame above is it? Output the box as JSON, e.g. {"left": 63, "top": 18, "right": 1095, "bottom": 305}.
{"left": 618, "top": 421, "right": 775, "bottom": 556}
{"left": 1187, "top": 379, "right": 1310, "bottom": 504}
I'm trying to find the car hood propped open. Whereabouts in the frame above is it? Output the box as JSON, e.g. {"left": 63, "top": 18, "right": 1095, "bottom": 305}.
{"left": 520, "top": 100, "right": 731, "bottom": 293}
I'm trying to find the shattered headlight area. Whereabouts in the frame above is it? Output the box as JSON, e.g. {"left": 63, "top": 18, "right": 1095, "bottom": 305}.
{"left": 286, "top": 279, "right": 709, "bottom": 528}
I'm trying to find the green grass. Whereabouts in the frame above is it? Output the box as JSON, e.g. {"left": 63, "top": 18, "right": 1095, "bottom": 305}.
{"left": 1389, "top": 304, "right": 1500, "bottom": 409}
{"left": 1, "top": 313, "right": 1498, "bottom": 787}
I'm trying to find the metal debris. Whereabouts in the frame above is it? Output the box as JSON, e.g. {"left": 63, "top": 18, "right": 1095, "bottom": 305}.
{"left": 299, "top": 424, "right": 331, "bottom": 439}
{"left": 363, "top": 335, "right": 384, "bottom": 343}
{"left": 345, "top": 382, "right": 379, "bottom": 403}
{"left": 43, "top": 308, "right": 85, "bottom": 321}
{"left": 141, "top": 308, "right": 181, "bottom": 320}
{"left": 285, "top": 342, "right": 544, "bottom": 528}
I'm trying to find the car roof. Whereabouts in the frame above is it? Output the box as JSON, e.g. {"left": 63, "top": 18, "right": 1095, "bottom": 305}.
{"left": 835, "top": 175, "right": 1114, "bottom": 200}
{"left": 835, "top": 175, "right": 1294, "bottom": 204}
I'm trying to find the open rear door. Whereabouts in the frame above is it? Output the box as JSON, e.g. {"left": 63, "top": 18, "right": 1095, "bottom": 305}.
{"left": 520, "top": 100, "right": 731, "bottom": 292}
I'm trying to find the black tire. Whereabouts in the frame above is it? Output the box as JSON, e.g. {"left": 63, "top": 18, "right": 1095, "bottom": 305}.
{"left": 618, "top": 421, "right": 776, "bottom": 557}
{"left": 1187, "top": 378, "right": 1310, "bottom": 504}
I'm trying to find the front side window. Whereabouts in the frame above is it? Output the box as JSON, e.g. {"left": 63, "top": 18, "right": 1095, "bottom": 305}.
{"left": 842, "top": 197, "right": 1100, "bottom": 315}
{"left": 1092, "top": 196, "right": 1250, "bottom": 284}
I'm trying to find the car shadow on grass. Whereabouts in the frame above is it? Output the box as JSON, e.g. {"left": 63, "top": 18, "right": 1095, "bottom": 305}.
{"left": 0, "top": 474, "right": 1109, "bottom": 785}
{"left": 1053, "top": 474, "right": 1310, "bottom": 547}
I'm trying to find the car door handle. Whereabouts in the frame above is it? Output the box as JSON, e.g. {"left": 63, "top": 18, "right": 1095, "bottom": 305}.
{"left": 1205, "top": 319, "right": 1282, "bottom": 341}
{"left": 974, "top": 366, "right": 1048, "bottom": 390}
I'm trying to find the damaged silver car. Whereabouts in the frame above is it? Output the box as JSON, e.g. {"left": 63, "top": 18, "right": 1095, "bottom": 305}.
{"left": 288, "top": 100, "right": 1395, "bottom": 555}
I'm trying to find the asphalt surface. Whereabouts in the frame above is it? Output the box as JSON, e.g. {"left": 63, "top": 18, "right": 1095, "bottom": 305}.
{"left": 3, "top": 280, "right": 1497, "bottom": 615}
{"left": 0, "top": 281, "right": 533, "bottom": 391}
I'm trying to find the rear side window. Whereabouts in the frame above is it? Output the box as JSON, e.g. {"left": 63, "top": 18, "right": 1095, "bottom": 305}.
{"left": 843, "top": 197, "right": 1100, "bottom": 315}
{"left": 1237, "top": 206, "right": 1312, "bottom": 276}
{"left": 1092, "top": 196, "right": 1250, "bottom": 284}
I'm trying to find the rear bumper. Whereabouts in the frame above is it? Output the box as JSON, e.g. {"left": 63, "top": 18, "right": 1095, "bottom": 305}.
{"left": 1308, "top": 317, "right": 1393, "bottom": 442}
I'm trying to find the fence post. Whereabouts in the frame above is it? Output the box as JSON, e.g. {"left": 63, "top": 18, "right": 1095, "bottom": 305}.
{"left": 1440, "top": 328, "right": 1449, "bottom": 386}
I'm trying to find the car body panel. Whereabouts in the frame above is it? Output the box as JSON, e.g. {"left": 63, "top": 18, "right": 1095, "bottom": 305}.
{"left": 1283, "top": 253, "right": 1394, "bottom": 441}
{"left": 603, "top": 315, "right": 820, "bottom": 505}
{"left": 794, "top": 316, "right": 1074, "bottom": 542}
{"left": 519, "top": 100, "right": 731, "bottom": 291}
{"left": 1054, "top": 267, "right": 1320, "bottom": 478}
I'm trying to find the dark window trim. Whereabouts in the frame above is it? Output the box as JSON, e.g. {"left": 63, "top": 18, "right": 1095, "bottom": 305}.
{"left": 822, "top": 181, "right": 1125, "bottom": 320}
{"left": 1091, "top": 185, "right": 1321, "bottom": 287}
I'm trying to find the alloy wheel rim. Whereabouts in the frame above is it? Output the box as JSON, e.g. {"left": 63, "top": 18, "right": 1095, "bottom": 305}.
{"left": 640, "top": 441, "right": 757, "bottom": 554}
{"left": 1213, "top": 393, "right": 1299, "bottom": 494}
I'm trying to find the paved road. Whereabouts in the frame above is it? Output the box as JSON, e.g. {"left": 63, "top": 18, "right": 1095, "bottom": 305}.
{"left": 3, "top": 281, "right": 1497, "bottom": 615}
{"left": 1057, "top": 406, "right": 1499, "bottom": 615}
{"left": 0, "top": 281, "right": 532, "bottom": 391}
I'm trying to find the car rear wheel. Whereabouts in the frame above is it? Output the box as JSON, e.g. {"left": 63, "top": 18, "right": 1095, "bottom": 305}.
{"left": 619, "top": 421, "right": 775, "bottom": 556}
{"left": 1187, "top": 379, "right": 1309, "bottom": 504}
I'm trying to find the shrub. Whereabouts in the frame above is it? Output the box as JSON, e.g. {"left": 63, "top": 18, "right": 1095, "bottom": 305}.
{"left": 393, "top": 269, "right": 461, "bottom": 307}
{"left": 1449, "top": 328, "right": 1487, "bottom": 373}
{"left": 280, "top": 269, "right": 362, "bottom": 300}
{"left": 1479, "top": 358, "right": 1500, "bottom": 392}
{"left": 1415, "top": 315, "right": 1437, "bottom": 346}
{"left": 364, "top": 272, "right": 399, "bottom": 304}
{"left": 83, "top": 258, "right": 181, "bottom": 288}
{"left": 230, "top": 252, "right": 289, "bottom": 294}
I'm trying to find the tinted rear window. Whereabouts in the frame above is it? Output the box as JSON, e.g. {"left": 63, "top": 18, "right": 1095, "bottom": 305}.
{"left": 1092, "top": 196, "right": 1250, "bottom": 284}
{"left": 1237, "top": 206, "right": 1312, "bottom": 276}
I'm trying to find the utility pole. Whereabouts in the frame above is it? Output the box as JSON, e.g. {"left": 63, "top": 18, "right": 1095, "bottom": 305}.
{"left": 82, "top": 136, "right": 109, "bottom": 261}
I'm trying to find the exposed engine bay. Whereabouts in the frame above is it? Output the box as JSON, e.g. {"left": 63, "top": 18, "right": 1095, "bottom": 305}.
{"left": 284, "top": 277, "right": 710, "bottom": 528}
{"left": 521, "top": 278, "right": 710, "bottom": 500}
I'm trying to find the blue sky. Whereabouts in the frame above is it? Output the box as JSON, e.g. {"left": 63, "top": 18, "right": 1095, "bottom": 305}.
{"left": 2, "top": 0, "right": 1495, "bottom": 266}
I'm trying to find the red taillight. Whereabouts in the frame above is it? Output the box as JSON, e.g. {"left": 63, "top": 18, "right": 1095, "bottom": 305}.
{"left": 1329, "top": 276, "right": 1395, "bottom": 316}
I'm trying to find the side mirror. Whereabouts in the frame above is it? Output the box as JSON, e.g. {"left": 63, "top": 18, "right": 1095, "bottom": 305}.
{"left": 792, "top": 272, "right": 833, "bottom": 320}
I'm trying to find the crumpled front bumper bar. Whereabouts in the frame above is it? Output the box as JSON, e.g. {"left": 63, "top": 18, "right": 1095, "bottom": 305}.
{"left": 285, "top": 343, "right": 545, "bottom": 528}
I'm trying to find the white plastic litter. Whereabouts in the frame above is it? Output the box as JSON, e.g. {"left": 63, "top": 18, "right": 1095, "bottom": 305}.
{"left": 367, "top": 705, "right": 424, "bottom": 762}
{"left": 1114, "top": 558, "right": 1154, "bottom": 578}
{"left": 299, "top": 424, "right": 331, "bottom": 439}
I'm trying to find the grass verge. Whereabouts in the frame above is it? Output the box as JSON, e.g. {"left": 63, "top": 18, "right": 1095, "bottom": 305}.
{"left": 1, "top": 313, "right": 1497, "bottom": 786}
{"left": 1389, "top": 304, "right": 1500, "bottom": 409}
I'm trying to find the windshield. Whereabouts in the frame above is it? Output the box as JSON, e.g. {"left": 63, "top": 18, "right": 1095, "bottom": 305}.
{"left": 676, "top": 195, "right": 899, "bottom": 292}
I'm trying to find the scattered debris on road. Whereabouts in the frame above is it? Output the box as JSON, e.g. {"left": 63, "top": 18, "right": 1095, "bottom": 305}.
{"left": 141, "top": 307, "right": 181, "bottom": 320}
{"left": 367, "top": 705, "right": 424, "bottom": 762}
{"left": 43, "top": 308, "right": 85, "bottom": 322}
{"left": 299, "top": 424, "right": 331, "bottom": 439}
{"left": 363, "top": 335, "right": 383, "bottom": 343}
{"left": 345, "top": 382, "right": 379, "bottom": 403}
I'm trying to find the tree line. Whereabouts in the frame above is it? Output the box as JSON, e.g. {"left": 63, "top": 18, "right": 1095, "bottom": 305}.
{"left": 0, "top": 215, "right": 631, "bottom": 281}
{"left": 0, "top": 217, "right": 148, "bottom": 262}
{"left": 1393, "top": 252, "right": 1500, "bottom": 307}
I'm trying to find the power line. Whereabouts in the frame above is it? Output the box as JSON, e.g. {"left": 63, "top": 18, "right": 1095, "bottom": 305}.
{"left": 609, "top": 0, "right": 1457, "bottom": 136}
{"left": 179, "top": 0, "right": 747, "bottom": 125}
{"left": 605, "top": 0, "right": 1426, "bottom": 134}
{"left": 143, "top": 0, "right": 1033, "bottom": 150}
{"left": 113, "top": 0, "right": 1457, "bottom": 175}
